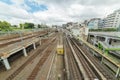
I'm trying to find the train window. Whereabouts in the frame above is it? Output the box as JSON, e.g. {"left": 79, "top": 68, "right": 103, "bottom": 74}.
{"left": 114, "top": 40, "right": 117, "bottom": 42}
{"left": 99, "top": 36, "right": 105, "bottom": 41}
{"left": 110, "top": 39, "right": 120, "bottom": 46}
{"left": 109, "top": 39, "right": 112, "bottom": 45}
{"left": 90, "top": 35, "right": 94, "bottom": 37}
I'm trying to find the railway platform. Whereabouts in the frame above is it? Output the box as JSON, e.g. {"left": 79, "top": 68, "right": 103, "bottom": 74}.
{"left": 0, "top": 31, "right": 51, "bottom": 70}
{"left": 0, "top": 37, "right": 40, "bottom": 70}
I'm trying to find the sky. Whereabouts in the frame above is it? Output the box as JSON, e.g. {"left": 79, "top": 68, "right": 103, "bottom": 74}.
{"left": 0, "top": 0, "right": 120, "bottom": 25}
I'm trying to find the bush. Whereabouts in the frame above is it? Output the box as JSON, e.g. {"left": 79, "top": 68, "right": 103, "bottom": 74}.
{"left": 89, "top": 28, "right": 117, "bottom": 32}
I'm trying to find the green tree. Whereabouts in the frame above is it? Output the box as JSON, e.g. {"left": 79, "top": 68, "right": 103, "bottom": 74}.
{"left": 12, "top": 25, "right": 17, "bottom": 27}
{"left": 0, "top": 21, "right": 12, "bottom": 31}
{"left": 19, "top": 23, "right": 24, "bottom": 29}
{"left": 24, "top": 22, "right": 35, "bottom": 29}
{"left": 38, "top": 24, "right": 42, "bottom": 28}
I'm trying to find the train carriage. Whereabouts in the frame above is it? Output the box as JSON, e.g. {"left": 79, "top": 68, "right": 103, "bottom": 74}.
{"left": 87, "top": 32, "right": 120, "bottom": 57}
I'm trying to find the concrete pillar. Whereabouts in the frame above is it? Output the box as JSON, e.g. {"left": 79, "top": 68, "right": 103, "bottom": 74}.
{"left": 93, "top": 35, "right": 97, "bottom": 46}
{"left": 101, "top": 57, "right": 104, "bottom": 64}
{"left": 105, "top": 37, "right": 109, "bottom": 43}
{"left": 39, "top": 38, "right": 41, "bottom": 45}
{"left": 3, "top": 58, "right": 11, "bottom": 70}
{"left": 33, "top": 43, "right": 36, "bottom": 49}
{"left": 86, "top": 46, "right": 90, "bottom": 51}
{"left": 23, "top": 48, "right": 27, "bottom": 57}
{"left": 92, "top": 50, "right": 95, "bottom": 56}
{"left": 115, "top": 68, "right": 120, "bottom": 77}
{"left": 87, "top": 34, "right": 90, "bottom": 42}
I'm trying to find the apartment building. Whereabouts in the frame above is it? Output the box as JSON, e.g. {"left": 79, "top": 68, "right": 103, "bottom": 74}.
{"left": 104, "top": 9, "right": 120, "bottom": 28}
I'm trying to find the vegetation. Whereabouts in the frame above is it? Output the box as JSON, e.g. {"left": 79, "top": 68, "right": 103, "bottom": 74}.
{"left": 38, "top": 24, "right": 41, "bottom": 28}
{"left": 0, "top": 21, "right": 13, "bottom": 31}
{"left": 89, "top": 28, "right": 117, "bottom": 32}
{"left": 24, "top": 22, "right": 35, "bottom": 29}
{"left": 12, "top": 25, "right": 17, "bottom": 27}
{"left": 0, "top": 20, "right": 49, "bottom": 32}
{"left": 19, "top": 23, "right": 24, "bottom": 29}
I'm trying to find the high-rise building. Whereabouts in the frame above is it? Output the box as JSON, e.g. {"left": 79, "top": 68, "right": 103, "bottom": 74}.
{"left": 104, "top": 9, "right": 120, "bottom": 28}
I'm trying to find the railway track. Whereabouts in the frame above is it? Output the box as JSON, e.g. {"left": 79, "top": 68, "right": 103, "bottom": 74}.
{"left": 72, "top": 38, "right": 116, "bottom": 80}
{"left": 46, "top": 53, "right": 57, "bottom": 80}
{"left": 38, "top": 49, "right": 56, "bottom": 80}
{"left": 64, "top": 37, "right": 83, "bottom": 80}
{"left": 0, "top": 30, "right": 46, "bottom": 41}
{"left": 67, "top": 36, "right": 98, "bottom": 80}
{"left": 27, "top": 40, "right": 57, "bottom": 80}
{"left": 67, "top": 36, "right": 116, "bottom": 80}
{"left": 0, "top": 31, "right": 47, "bottom": 48}
{"left": 6, "top": 36, "right": 56, "bottom": 80}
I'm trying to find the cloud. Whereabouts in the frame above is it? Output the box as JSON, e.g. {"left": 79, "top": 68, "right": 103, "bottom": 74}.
{"left": 0, "top": 1, "right": 33, "bottom": 19}
{"left": 0, "top": 0, "right": 120, "bottom": 25}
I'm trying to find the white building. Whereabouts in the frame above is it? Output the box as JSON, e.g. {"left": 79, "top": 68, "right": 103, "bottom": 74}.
{"left": 104, "top": 9, "right": 120, "bottom": 28}
{"left": 87, "top": 18, "right": 101, "bottom": 29}
{"left": 80, "top": 26, "right": 89, "bottom": 41}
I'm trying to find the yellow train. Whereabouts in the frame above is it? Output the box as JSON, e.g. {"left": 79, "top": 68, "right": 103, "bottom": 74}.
{"left": 57, "top": 45, "right": 64, "bottom": 55}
